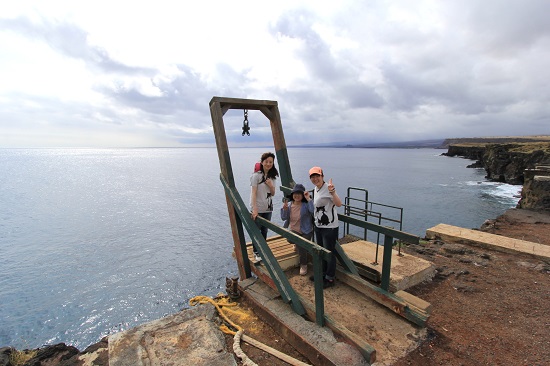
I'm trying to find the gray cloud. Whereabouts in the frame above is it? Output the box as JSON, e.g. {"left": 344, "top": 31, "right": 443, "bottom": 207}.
{"left": 100, "top": 65, "right": 207, "bottom": 114}
{"left": 454, "top": 0, "right": 550, "bottom": 53}
{"left": 271, "top": 9, "right": 385, "bottom": 112}
{"left": 0, "top": 16, "right": 151, "bottom": 75}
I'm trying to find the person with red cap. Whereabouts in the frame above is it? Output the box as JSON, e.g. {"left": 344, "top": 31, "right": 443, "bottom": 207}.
{"left": 308, "top": 166, "right": 342, "bottom": 288}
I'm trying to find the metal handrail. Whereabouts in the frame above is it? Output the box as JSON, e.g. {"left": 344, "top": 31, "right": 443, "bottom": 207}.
{"left": 343, "top": 189, "right": 405, "bottom": 261}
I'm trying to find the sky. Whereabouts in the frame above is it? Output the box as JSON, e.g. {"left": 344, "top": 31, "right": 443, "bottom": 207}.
{"left": 0, "top": 0, "right": 549, "bottom": 148}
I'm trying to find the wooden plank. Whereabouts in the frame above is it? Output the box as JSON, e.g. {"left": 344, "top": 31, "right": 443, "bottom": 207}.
{"left": 426, "top": 223, "right": 550, "bottom": 260}
{"left": 342, "top": 240, "right": 436, "bottom": 291}
{"left": 245, "top": 237, "right": 299, "bottom": 269}
{"left": 336, "top": 270, "right": 428, "bottom": 327}
{"left": 394, "top": 290, "right": 432, "bottom": 315}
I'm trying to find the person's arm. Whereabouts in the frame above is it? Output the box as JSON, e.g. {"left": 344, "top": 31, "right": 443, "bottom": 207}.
{"left": 327, "top": 178, "right": 342, "bottom": 207}
{"left": 280, "top": 199, "right": 289, "bottom": 220}
{"left": 251, "top": 185, "right": 258, "bottom": 219}
{"left": 306, "top": 198, "right": 314, "bottom": 214}
{"left": 265, "top": 178, "right": 275, "bottom": 196}
{"left": 331, "top": 191, "right": 342, "bottom": 207}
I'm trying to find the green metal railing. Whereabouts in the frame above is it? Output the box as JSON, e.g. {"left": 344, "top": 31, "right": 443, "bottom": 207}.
{"left": 337, "top": 214, "right": 418, "bottom": 291}
{"left": 343, "top": 187, "right": 405, "bottom": 263}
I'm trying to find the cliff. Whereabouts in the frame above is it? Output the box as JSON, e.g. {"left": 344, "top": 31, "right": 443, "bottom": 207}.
{"left": 442, "top": 145, "right": 485, "bottom": 167}
{"left": 444, "top": 141, "right": 550, "bottom": 210}
{"left": 482, "top": 143, "right": 550, "bottom": 184}
{"left": 443, "top": 142, "right": 550, "bottom": 184}
{"left": 518, "top": 166, "right": 550, "bottom": 211}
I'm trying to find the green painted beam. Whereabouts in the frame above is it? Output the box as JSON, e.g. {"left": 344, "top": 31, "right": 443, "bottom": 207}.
{"left": 334, "top": 240, "right": 359, "bottom": 275}
{"left": 380, "top": 235, "right": 394, "bottom": 291}
{"left": 339, "top": 214, "right": 420, "bottom": 244}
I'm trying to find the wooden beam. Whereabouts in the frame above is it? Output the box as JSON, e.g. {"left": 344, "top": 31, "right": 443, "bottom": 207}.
{"left": 335, "top": 269, "right": 428, "bottom": 326}
{"left": 209, "top": 96, "right": 278, "bottom": 110}
{"left": 210, "top": 101, "right": 250, "bottom": 280}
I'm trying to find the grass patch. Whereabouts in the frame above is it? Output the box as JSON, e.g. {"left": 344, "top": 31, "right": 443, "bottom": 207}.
{"left": 508, "top": 142, "right": 550, "bottom": 154}
{"left": 452, "top": 141, "right": 550, "bottom": 154}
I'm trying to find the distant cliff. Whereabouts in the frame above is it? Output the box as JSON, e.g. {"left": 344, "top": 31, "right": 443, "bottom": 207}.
{"left": 444, "top": 142, "right": 550, "bottom": 184}
{"left": 443, "top": 145, "right": 486, "bottom": 166}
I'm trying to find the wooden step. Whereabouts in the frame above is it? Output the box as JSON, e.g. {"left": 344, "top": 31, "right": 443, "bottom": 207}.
{"left": 246, "top": 235, "right": 299, "bottom": 270}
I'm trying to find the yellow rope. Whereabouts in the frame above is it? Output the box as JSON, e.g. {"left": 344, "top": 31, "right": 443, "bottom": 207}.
{"left": 189, "top": 294, "right": 241, "bottom": 335}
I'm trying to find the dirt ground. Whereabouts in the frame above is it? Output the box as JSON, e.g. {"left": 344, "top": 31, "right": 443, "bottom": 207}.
{"left": 226, "top": 208, "right": 550, "bottom": 366}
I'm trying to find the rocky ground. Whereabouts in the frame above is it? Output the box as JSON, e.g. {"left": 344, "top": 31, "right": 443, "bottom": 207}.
{"left": 2, "top": 208, "right": 548, "bottom": 366}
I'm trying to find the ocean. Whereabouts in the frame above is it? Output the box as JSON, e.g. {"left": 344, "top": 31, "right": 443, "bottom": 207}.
{"left": 0, "top": 147, "right": 521, "bottom": 349}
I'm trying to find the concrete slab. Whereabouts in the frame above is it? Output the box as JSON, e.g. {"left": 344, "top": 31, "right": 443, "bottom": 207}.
{"left": 426, "top": 223, "right": 550, "bottom": 260}
{"left": 108, "top": 303, "right": 237, "bottom": 366}
{"left": 341, "top": 240, "right": 436, "bottom": 291}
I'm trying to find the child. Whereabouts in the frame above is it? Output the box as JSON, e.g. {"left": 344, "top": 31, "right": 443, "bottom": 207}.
{"left": 280, "top": 183, "right": 314, "bottom": 275}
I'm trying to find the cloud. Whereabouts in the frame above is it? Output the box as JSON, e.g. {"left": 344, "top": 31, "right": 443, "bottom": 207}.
{"left": 0, "top": 16, "right": 151, "bottom": 75}
{"left": 0, "top": 1, "right": 549, "bottom": 148}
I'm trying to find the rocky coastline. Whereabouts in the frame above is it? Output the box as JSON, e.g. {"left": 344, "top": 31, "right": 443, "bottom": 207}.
{"left": 442, "top": 139, "right": 550, "bottom": 210}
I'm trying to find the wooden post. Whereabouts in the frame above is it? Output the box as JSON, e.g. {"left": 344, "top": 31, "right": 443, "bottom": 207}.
{"left": 210, "top": 99, "right": 250, "bottom": 279}
{"left": 380, "top": 235, "right": 394, "bottom": 291}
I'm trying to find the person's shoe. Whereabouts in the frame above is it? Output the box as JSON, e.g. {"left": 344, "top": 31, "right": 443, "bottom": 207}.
{"left": 323, "top": 279, "right": 335, "bottom": 289}
{"left": 254, "top": 253, "right": 262, "bottom": 262}
{"left": 299, "top": 265, "right": 307, "bottom": 276}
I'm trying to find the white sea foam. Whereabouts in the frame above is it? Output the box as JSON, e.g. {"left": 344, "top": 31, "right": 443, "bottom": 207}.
{"left": 466, "top": 180, "right": 522, "bottom": 204}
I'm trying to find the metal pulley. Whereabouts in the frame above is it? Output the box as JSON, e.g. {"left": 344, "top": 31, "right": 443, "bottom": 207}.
{"left": 242, "top": 109, "right": 250, "bottom": 136}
